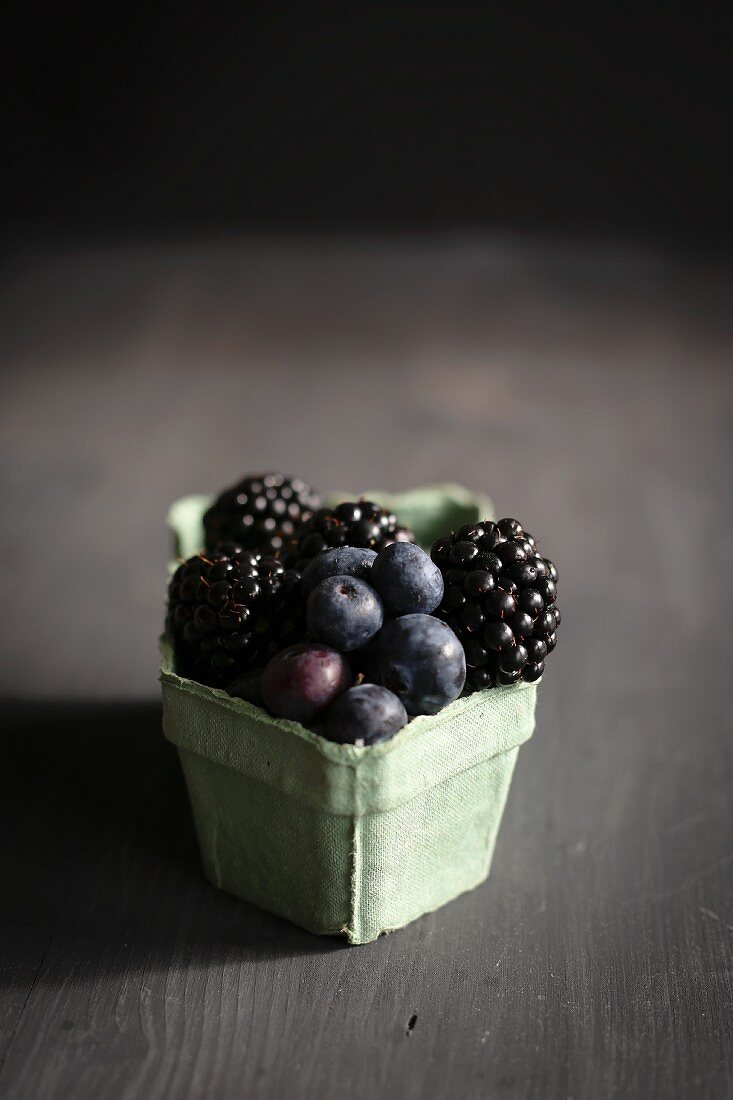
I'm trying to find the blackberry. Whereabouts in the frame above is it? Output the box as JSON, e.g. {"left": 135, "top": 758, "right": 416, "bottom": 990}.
{"left": 203, "top": 473, "right": 322, "bottom": 555}
{"left": 430, "top": 517, "right": 560, "bottom": 692}
{"left": 285, "top": 500, "right": 414, "bottom": 571}
{"left": 166, "top": 541, "right": 306, "bottom": 688}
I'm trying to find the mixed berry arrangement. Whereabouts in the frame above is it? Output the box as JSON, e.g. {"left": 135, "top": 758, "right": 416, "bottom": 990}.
{"left": 166, "top": 473, "right": 560, "bottom": 747}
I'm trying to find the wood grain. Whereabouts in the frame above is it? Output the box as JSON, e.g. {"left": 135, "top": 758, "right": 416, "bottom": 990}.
{"left": 0, "top": 236, "right": 731, "bottom": 1098}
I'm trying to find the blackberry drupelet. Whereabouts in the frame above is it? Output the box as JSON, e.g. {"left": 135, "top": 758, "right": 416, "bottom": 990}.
{"left": 167, "top": 541, "right": 306, "bottom": 688}
{"left": 285, "top": 500, "right": 414, "bottom": 571}
{"left": 203, "top": 473, "right": 322, "bottom": 555}
{"left": 431, "top": 518, "right": 560, "bottom": 692}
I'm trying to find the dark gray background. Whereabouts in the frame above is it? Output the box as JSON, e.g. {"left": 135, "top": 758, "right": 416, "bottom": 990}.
{"left": 1, "top": 235, "right": 732, "bottom": 1098}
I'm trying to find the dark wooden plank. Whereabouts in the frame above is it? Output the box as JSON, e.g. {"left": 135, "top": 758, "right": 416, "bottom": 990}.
{"left": 0, "top": 238, "right": 731, "bottom": 1098}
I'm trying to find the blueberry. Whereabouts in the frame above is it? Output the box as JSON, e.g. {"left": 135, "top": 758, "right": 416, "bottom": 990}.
{"left": 261, "top": 644, "right": 352, "bottom": 722}
{"left": 226, "top": 667, "right": 266, "bottom": 706}
{"left": 370, "top": 542, "right": 444, "bottom": 616}
{"left": 370, "top": 614, "right": 466, "bottom": 715}
{"left": 324, "top": 684, "right": 407, "bottom": 745}
{"left": 307, "top": 575, "right": 384, "bottom": 651}
{"left": 301, "top": 546, "right": 377, "bottom": 597}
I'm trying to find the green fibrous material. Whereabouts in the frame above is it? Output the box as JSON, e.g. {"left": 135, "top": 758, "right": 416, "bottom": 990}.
{"left": 161, "top": 485, "right": 537, "bottom": 944}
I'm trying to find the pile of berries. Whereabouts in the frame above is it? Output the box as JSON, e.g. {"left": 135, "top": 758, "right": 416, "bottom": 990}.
{"left": 166, "top": 472, "right": 560, "bottom": 747}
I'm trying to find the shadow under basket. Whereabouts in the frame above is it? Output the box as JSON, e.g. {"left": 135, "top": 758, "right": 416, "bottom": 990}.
{"left": 161, "top": 485, "right": 538, "bottom": 945}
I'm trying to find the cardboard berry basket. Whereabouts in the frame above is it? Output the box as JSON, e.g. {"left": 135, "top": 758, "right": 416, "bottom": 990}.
{"left": 160, "top": 485, "right": 538, "bottom": 944}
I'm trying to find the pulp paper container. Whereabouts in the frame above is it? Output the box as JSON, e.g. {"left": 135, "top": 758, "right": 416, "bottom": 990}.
{"left": 161, "top": 485, "right": 538, "bottom": 944}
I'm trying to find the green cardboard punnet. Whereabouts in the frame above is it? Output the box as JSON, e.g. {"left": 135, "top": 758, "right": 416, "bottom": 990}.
{"left": 161, "top": 484, "right": 538, "bottom": 944}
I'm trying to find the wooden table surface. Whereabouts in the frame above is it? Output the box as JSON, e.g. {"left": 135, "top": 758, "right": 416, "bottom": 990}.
{"left": 1, "top": 235, "right": 731, "bottom": 1099}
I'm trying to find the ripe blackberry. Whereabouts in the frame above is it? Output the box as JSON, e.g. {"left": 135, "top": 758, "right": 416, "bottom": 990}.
{"left": 203, "top": 473, "right": 322, "bottom": 555}
{"left": 166, "top": 541, "right": 306, "bottom": 689}
{"left": 285, "top": 500, "right": 414, "bottom": 571}
{"left": 431, "top": 518, "right": 560, "bottom": 692}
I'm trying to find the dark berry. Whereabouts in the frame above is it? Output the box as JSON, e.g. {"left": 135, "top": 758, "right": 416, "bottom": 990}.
{"left": 443, "top": 585, "right": 466, "bottom": 612}
{"left": 449, "top": 541, "right": 480, "bottom": 568}
{"left": 497, "top": 575, "right": 518, "bottom": 594}
{"left": 506, "top": 561, "right": 539, "bottom": 586}
{"left": 545, "top": 632, "right": 558, "bottom": 652}
{"left": 430, "top": 536, "right": 453, "bottom": 567}
{"left": 455, "top": 523, "right": 487, "bottom": 543}
{"left": 287, "top": 502, "right": 414, "bottom": 570}
{"left": 203, "top": 473, "right": 321, "bottom": 555}
{"left": 536, "top": 577, "right": 558, "bottom": 603}
{"left": 499, "top": 644, "right": 528, "bottom": 674}
{"left": 307, "top": 576, "right": 384, "bottom": 652}
{"left": 475, "top": 551, "right": 502, "bottom": 573}
{"left": 485, "top": 589, "right": 517, "bottom": 618}
{"left": 301, "top": 546, "right": 377, "bottom": 598}
{"left": 463, "top": 637, "right": 489, "bottom": 667}
{"left": 463, "top": 570, "right": 495, "bottom": 598}
{"left": 227, "top": 667, "right": 266, "bottom": 706}
{"left": 261, "top": 644, "right": 352, "bottom": 723}
{"left": 430, "top": 516, "right": 559, "bottom": 694}
{"left": 522, "top": 660, "right": 545, "bottom": 682}
{"left": 369, "top": 614, "right": 466, "bottom": 715}
{"left": 166, "top": 544, "right": 306, "bottom": 688}
{"left": 497, "top": 518, "right": 524, "bottom": 539}
{"left": 506, "top": 610, "right": 534, "bottom": 640}
{"left": 496, "top": 541, "right": 526, "bottom": 566}
{"left": 459, "top": 603, "right": 484, "bottom": 633}
{"left": 525, "top": 637, "right": 548, "bottom": 663}
{"left": 324, "top": 684, "right": 407, "bottom": 746}
{"left": 518, "top": 588, "right": 543, "bottom": 617}
{"left": 483, "top": 620, "right": 515, "bottom": 651}
{"left": 371, "top": 543, "right": 444, "bottom": 616}
{"left": 478, "top": 522, "right": 501, "bottom": 550}
{"left": 535, "top": 608, "right": 557, "bottom": 636}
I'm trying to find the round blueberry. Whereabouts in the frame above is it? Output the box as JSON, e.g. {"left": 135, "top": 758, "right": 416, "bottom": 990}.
{"left": 370, "top": 614, "right": 466, "bottom": 715}
{"left": 301, "top": 546, "right": 377, "bottom": 597}
{"left": 307, "top": 575, "right": 384, "bottom": 651}
{"left": 371, "top": 542, "right": 444, "bottom": 616}
{"left": 261, "top": 644, "right": 352, "bottom": 723}
{"left": 324, "top": 684, "right": 407, "bottom": 746}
